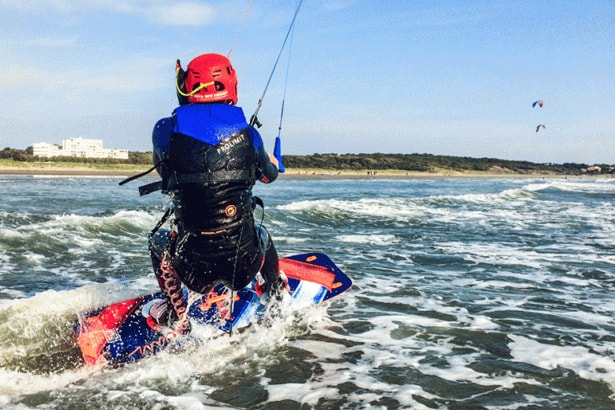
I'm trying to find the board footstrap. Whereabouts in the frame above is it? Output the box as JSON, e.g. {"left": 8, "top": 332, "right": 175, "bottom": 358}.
{"left": 279, "top": 258, "right": 336, "bottom": 290}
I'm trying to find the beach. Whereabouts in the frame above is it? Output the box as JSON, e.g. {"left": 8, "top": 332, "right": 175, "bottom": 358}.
{"left": 0, "top": 162, "right": 598, "bottom": 179}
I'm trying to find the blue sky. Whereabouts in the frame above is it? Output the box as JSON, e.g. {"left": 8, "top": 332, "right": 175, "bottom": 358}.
{"left": 1, "top": 1, "right": 613, "bottom": 164}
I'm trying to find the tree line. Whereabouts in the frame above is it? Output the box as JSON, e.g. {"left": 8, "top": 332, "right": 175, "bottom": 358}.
{"left": 283, "top": 153, "right": 613, "bottom": 175}
{"left": 1, "top": 147, "right": 612, "bottom": 175}
{"left": 0, "top": 147, "right": 151, "bottom": 165}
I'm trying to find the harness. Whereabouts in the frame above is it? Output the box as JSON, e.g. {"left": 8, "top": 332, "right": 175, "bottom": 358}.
{"left": 171, "top": 168, "right": 255, "bottom": 187}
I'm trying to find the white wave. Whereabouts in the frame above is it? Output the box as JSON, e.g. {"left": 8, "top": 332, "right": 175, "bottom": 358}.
{"left": 524, "top": 178, "right": 615, "bottom": 194}
{"left": 0, "top": 366, "right": 92, "bottom": 407}
{"left": 278, "top": 199, "right": 346, "bottom": 212}
{"left": 279, "top": 198, "right": 424, "bottom": 222}
{"left": 277, "top": 191, "right": 543, "bottom": 228}
{"left": 0, "top": 287, "right": 26, "bottom": 300}
{"left": 0, "top": 282, "right": 333, "bottom": 406}
{"left": 0, "top": 283, "right": 147, "bottom": 399}
{"left": 335, "top": 234, "right": 398, "bottom": 245}
{"left": 438, "top": 240, "right": 615, "bottom": 271}
{"left": 296, "top": 311, "right": 532, "bottom": 401}
{"left": 269, "top": 329, "right": 443, "bottom": 408}
{"left": 509, "top": 334, "right": 615, "bottom": 389}
{"left": 436, "top": 241, "right": 545, "bottom": 269}
{"left": 49, "top": 209, "right": 158, "bottom": 232}
{"left": 2, "top": 210, "right": 157, "bottom": 247}
{"left": 472, "top": 280, "right": 538, "bottom": 290}
{"left": 558, "top": 308, "right": 615, "bottom": 328}
{"left": 276, "top": 235, "right": 309, "bottom": 244}
{"left": 441, "top": 187, "right": 536, "bottom": 205}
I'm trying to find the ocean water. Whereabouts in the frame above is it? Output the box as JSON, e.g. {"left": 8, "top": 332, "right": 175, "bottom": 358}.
{"left": 0, "top": 175, "right": 614, "bottom": 409}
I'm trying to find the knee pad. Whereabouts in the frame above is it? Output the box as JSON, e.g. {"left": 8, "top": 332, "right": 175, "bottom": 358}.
{"left": 256, "top": 225, "right": 271, "bottom": 252}
{"left": 149, "top": 229, "right": 172, "bottom": 260}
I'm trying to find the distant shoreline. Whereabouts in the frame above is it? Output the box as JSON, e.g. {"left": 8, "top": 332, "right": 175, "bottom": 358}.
{"left": 0, "top": 163, "right": 608, "bottom": 179}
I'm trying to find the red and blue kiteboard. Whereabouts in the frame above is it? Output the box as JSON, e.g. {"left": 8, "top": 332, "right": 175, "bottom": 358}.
{"left": 75, "top": 253, "right": 352, "bottom": 366}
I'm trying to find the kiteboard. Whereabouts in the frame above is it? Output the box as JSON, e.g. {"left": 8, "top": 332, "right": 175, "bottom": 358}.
{"left": 75, "top": 253, "right": 352, "bottom": 366}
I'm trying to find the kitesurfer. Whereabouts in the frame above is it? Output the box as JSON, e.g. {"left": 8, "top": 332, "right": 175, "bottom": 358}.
{"left": 147, "top": 53, "right": 285, "bottom": 333}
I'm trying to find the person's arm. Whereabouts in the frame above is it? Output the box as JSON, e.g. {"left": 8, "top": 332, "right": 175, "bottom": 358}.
{"left": 247, "top": 125, "right": 279, "bottom": 183}
{"left": 152, "top": 117, "right": 173, "bottom": 178}
{"left": 256, "top": 143, "right": 278, "bottom": 183}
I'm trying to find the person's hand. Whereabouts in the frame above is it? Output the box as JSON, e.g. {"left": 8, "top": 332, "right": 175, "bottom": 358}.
{"left": 273, "top": 137, "right": 285, "bottom": 173}
{"left": 268, "top": 152, "right": 279, "bottom": 169}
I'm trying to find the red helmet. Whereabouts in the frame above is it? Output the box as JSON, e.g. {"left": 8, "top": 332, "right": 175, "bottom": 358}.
{"left": 176, "top": 53, "right": 238, "bottom": 105}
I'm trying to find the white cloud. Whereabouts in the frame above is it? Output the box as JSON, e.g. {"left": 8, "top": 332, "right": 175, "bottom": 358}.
{"left": 143, "top": 2, "right": 216, "bottom": 26}
{"left": 1, "top": 55, "right": 168, "bottom": 93}
{"left": 0, "top": 65, "right": 45, "bottom": 88}
{"left": 0, "top": 0, "right": 84, "bottom": 13}
{"left": 0, "top": 0, "right": 216, "bottom": 26}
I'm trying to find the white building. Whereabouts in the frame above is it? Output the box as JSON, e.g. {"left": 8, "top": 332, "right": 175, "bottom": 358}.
{"left": 32, "top": 142, "right": 62, "bottom": 157}
{"left": 32, "top": 137, "right": 129, "bottom": 159}
{"left": 105, "top": 148, "right": 130, "bottom": 159}
{"left": 63, "top": 137, "right": 105, "bottom": 158}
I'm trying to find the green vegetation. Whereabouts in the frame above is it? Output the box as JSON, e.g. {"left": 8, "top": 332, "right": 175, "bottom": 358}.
{"left": 1, "top": 147, "right": 612, "bottom": 175}
{"left": 0, "top": 147, "right": 151, "bottom": 165}
{"left": 283, "top": 153, "right": 613, "bottom": 175}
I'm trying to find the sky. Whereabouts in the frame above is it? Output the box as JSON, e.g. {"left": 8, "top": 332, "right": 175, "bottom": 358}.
{"left": 0, "top": 1, "right": 613, "bottom": 164}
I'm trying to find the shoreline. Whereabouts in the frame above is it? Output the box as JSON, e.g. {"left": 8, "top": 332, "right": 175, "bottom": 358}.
{"left": 0, "top": 164, "right": 609, "bottom": 179}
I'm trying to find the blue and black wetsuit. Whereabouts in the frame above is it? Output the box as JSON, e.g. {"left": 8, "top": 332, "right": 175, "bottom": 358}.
{"left": 149, "top": 103, "right": 280, "bottom": 295}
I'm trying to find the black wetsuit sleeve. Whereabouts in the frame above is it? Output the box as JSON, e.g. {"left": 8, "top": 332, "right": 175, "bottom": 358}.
{"left": 256, "top": 143, "right": 278, "bottom": 184}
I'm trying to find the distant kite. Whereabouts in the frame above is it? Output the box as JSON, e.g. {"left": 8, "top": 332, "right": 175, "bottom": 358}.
{"left": 532, "top": 100, "right": 543, "bottom": 108}
{"left": 536, "top": 123, "right": 546, "bottom": 133}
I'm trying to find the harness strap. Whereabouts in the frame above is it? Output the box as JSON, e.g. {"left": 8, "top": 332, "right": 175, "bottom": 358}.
{"left": 149, "top": 208, "right": 174, "bottom": 239}
{"left": 119, "top": 163, "right": 160, "bottom": 186}
{"left": 175, "top": 168, "right": 255, "bottom": 185}
{"left": 252, "top": 196, "right": 264, "bottom": 210}
{"left": 139, "top": 168, "right": 256, "bottom": 197}
{"left": 139, "top": 181, "right": 163, "bottom": 196}
{"left": 118, "top": 161, "right": 165, "bottom": 197}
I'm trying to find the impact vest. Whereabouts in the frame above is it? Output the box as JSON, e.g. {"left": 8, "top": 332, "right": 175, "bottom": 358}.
{"left": 153, "top": 104, "right": 261, "bottom": 234}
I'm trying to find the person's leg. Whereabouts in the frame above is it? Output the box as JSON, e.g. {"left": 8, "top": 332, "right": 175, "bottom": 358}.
{"left": 257, "top": 226, "right": 285, "bottom": 296}
{"left": 148, "top": 230, "right": 190, "bottom": 334}
{"left": 158, "top": 250, "right": 190, "bottom": 334}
